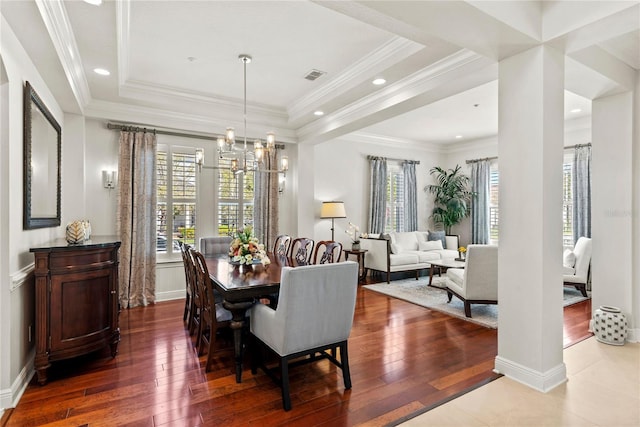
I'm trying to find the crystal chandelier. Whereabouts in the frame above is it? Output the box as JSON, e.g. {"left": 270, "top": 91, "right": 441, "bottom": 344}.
{"left": 195, "top": 54, "right": 288, "bottom": 176}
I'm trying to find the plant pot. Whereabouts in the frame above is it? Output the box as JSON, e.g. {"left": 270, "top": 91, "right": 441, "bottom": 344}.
{"left": 352, "top": 242, "right": 360, "bottom": 251}
{"left": 593, "top": 305, "right": 627, "bottom": 345}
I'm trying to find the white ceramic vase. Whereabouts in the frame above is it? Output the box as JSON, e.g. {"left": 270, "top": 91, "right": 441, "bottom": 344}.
{"left": 593, "top": 305, "right": 627, "bottom": 345}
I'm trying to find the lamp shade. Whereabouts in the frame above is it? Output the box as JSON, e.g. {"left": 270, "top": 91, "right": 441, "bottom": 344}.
{"left": 320, "top": 201, "right": 346, "bottom": 219}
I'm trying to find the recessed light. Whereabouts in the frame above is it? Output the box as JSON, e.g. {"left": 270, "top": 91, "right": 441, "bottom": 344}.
{"left": 372, "top": 78, "right": 386, "bottom": 85}
{"left": 314, "top": 111, "right": 324, "bottom": 116}
{"left": 83, "top": 0, "right": 102, "bottom": 5}
{"left": 93, "top": 68, "right": 110, "bottom": 76}
{"left": 570, "top": 108, "right": 582, "bottom": 113}
{"left": 455, "top": 135, "right": 463, "bottom": 139}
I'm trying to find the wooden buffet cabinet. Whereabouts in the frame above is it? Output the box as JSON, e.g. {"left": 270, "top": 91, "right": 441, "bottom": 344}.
{"left": 30, "top": 237, "right": 121, "bottom": 385}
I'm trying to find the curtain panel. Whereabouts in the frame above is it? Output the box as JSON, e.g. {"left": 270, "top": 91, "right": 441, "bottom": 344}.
{"left": 470, "top": 160, "right": 490, "bottom": 244}
{"left": 402, "top": 161, "right": 418, "bottom": 231}
{"left": 254, "top": 148, "right": 280, "bottom": 251}
{"left": 117, "top": 131, "right": 157, "bottom": 308}
{"left": 368, "top": 157, "right": 387, "bottom": 234}
{"left": 572, "top": 145, "right": 591, "bottom": 243}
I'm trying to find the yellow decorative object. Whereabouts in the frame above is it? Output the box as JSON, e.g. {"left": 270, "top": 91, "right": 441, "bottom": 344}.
{"left": 458, "top": 247, "right": 466, "bottom": 253}
{"left": 65, "top": 219, "right": 91, "bottom": 244}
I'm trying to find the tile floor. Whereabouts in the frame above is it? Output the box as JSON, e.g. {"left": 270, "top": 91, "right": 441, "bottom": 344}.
{"left": 400, "top": 337, "right": 640, "bottom": 426}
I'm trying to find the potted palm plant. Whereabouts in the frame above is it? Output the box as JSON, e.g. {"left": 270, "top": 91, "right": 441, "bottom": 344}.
{"left": 425, "top": 165, "right": 473, "bottom": 234}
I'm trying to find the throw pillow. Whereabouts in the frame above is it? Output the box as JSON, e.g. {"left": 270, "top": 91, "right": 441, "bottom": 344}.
{"left": 419, "top": 240, "right": 443, "bottom": 251}
{"left": 563, "top": 249, "right": 576, "bottom": 268}
{"left": 427, "top": 230, "right": 446, "bottom": 248}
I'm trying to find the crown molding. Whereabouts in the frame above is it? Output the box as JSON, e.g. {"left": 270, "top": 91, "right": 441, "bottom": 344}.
{"left": 84, "top": 100, "right": 299, "bottom": 144}
{"left": 296, "top": 49, "right": 492, "bottom": 144}
{"left": 116, "top": 0, "right": 131, "bottom": 87}
{"left": 343, "top": 131, "right": 446, "bottom": 154}
{"left": 287, "top": 36, "right": 424, "bottom": 123}
{"left": 35, "top": 0, "right": 91, "bottom": 111}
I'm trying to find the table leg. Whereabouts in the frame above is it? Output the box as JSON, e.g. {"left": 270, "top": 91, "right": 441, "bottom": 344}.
{"left": 222, "top": 299, "right": 255, "bottom": 383}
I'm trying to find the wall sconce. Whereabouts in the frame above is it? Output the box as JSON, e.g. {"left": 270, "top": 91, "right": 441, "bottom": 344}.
{"left": 102, "top": 170, "right": 117, "bottom": 189}
{"left": 278, "top": 173, "right": 286, "bottom": 194}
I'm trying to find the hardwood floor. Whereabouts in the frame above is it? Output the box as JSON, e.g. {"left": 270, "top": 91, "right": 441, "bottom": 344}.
{"left": 4, "top": 281, "right": 591, "bottom": 427}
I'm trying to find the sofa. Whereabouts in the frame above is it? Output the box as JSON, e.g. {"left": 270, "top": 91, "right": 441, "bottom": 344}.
{"left": 360, "top": 231, "right": 460, "bottom": 283}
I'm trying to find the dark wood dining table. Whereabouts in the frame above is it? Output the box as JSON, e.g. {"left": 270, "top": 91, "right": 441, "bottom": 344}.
{"left": 204, "top": 253, "right": 298, "bottom": 383}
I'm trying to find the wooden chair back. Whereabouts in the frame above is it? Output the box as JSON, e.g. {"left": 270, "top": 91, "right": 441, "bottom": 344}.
{"left": 289, "top": 237, "right": 315, "bottom": 265}
{"left": 313, "top": 240, "right": 343, "bottom": 264}
{"left": 273, "top": 235, "right": 292, "bottom": 257}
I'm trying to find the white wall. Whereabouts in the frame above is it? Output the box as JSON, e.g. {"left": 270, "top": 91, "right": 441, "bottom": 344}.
{"left": 1, "top": 16, "right": 66, "bottom": 410}
{"left": 633, "top": 71, "right": 640, "bottom": 340}
{"left": 313, "top": 137, "right": 445, "bottom": 248}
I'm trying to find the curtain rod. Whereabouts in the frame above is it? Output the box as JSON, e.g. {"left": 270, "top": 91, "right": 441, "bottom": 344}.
{"left": 465, "top": 143, "right": 591, "bottom": 164}
{"left": 106, "top": 122, "right": 285, "bottom": 149}
{"left": 367, "top": 155, "right": 420, "bottom": 164}
{"left": 466, "top": 156, "right": 497, "bottom": 164}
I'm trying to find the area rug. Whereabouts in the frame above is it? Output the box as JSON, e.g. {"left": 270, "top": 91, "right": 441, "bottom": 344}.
{"left": 363, "top": 277, "right": 590, "bottom": 329}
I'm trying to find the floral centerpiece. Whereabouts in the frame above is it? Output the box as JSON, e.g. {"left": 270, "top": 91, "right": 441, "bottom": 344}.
{"left": 228, "top": 226, "right": 270, "bottom": 266}
{"left": 345, "top": 222, "right": 361, "bottom": 250}
{"left": 458, "top": 246, "right": 467, "bottom": 261}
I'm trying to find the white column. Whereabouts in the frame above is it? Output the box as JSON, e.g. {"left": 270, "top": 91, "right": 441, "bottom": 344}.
{"left": 495, "top": 45, "right": 566, "bottom": 391}
{"left": 591, "top": 91, "right": 635, "bottom": 337}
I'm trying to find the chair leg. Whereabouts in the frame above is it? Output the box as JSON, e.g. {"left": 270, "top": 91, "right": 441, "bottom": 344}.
{"left": 464, "top": 301, "right": 472, "bottom": 318}
{"left": 576, "top": 284, "right": 588, "bottom": 297}
{"left": 280, "top": 357, "right": 292, "bottom": 411}
{"left": 197, "top": 323, "right": 205, "bottom": 356}
{"left": 387, "top": 271, "right": 390, "bottom": 283}
{"left": 205, "top": 326, "right": 217, "bottom": 373}
{"left": 446, "top": 291, "right": 453, "bottom": 303}
{"left": 340, "top": 342, "right": 352, "bottom": 390}
{"left": 183, "top": 293, "right": 190, "bottom": 322}
{"left": 250, "top": 335, "right": 259, "bottom": 375}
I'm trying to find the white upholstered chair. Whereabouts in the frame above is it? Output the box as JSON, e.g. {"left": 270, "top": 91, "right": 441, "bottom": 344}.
{"left": 444, "top": 244, "right": 498, "bottom": 318}
{"left": 563, "top": 237, "right": 592, "bottom": 297}
{"left": 199, "top": 236, "right": 233, "bottom": 257}
{"left": 250, "top": 261, "right": 359, "bottom": 411}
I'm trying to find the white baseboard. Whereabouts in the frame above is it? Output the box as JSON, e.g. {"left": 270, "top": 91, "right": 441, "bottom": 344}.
{"left": 156, "top": 290, "right": 185, "bottom": 302}
{"left": 0, "top": 349, "right": 34, "bottom": 410}
{"left": 494, "top": 355, "right": 567, "bottom": 392}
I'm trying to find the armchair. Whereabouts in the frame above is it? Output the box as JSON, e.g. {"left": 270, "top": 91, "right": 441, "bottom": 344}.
{"left": 444, "top": 244, "right": 498, "bottom": 318}
{"left": 563, "top": 237, "right": 592, "bottom": 297}
{"left": 250, "top": 261, "right": 359, "bottom": 410}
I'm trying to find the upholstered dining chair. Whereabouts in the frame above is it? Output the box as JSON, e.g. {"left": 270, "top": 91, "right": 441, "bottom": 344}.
{"left": 191, "top": 249, "right": 233, "bottom": 372}
{"left": 179, "top": 242, "right": 195, "bottom": 331}
{"left": 273, "top": 234, "right": 292, "bottom": 258}
{"left": 563, "top": 236, "right": 592, "bottom": 297}
{"left": 289, "top": 237, "right": 315, "bottom": 265}
{"left": 250, "top": 261, "right": 359, "bottom": 411}
{"left": 444, "top": 244, "right": 498, "bottom": 318}
{"left": 199, "top": 236, "right": 233, "bottom": 257}
{"left": 312, "top": 240, "right": 343, "bottom": 264}
{"left": 186, "top": 247, "right": 202, "bottom": 336}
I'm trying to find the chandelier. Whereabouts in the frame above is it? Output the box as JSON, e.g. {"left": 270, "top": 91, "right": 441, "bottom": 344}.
{"left": 195, "top": 54, "right": 289, "bottom": 176}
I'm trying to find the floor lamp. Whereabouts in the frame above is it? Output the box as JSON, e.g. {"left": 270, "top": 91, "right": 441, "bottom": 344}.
{"left": 320, "top": 201, "right": 346, "bottom": 241}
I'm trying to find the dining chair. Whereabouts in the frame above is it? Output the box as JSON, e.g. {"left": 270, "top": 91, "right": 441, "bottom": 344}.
{"left": 273, "top": 234, "right": 292, "bottom": 258}
{"left": 199, "top": 236, "right": 233, "bottom": 257}
{"left": 178, "top": 242, "right": 195, "bottom": 331}
{"left": 186, "top": 247, "right": 204, "bottom": 338}
{"left": 288, "top": 237, "right": 315, "bottom": 265}
{"left": 312, "top": 240, "right": 343, "bottom": 264}
{"left": 250, "top": 261, "right": 359, "bottom": 410}
{"left": 191, "top": 249, "right": 233, "bottom": 372}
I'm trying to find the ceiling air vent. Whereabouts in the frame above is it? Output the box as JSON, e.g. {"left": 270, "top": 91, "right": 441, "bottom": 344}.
{"left": 304, "top": 69, "right": 326, "bottom": 81}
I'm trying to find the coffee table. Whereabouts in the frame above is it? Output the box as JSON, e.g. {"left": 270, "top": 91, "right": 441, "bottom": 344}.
{"left": 428, "top": 258, "right": 465, "bottom": 286}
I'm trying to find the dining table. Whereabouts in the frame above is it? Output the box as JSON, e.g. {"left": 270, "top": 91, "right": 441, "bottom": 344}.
{"left": 204, "top": 253, "right": 300, "bottom": 383}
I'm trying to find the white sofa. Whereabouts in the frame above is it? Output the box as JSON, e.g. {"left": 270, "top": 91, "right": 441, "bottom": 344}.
{"left": 360, "top": 231, "right": 459, "bottom": 283}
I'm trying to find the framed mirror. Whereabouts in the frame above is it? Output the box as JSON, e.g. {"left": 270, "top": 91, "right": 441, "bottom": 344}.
{"left": 23, "top": 81, "right": 61, "bottom": 229}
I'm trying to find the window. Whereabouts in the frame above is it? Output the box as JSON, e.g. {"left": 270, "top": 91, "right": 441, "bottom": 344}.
{"left": 217, "top": 158, "right": 254, "bottom": 236}
{"left": 156, "top": 146, "right": 197, "bottom": 254}
{"left": 489, "top": 164, "right": 499, "bottom": 244}
{"left": 384, "top": 164, "right": 404, "bottom": 233}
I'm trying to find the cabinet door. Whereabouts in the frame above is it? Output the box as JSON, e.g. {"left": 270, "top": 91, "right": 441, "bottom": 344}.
{"left": 49, "top": 267, "right": 114, "bottom": 353}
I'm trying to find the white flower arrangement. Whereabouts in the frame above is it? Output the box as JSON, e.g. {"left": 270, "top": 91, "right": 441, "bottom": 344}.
{"left": 228, "top": 226, "right": 271, "bottom": 265}
{"left": 345, "top": 222, "right": 360, "bottom": 243}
